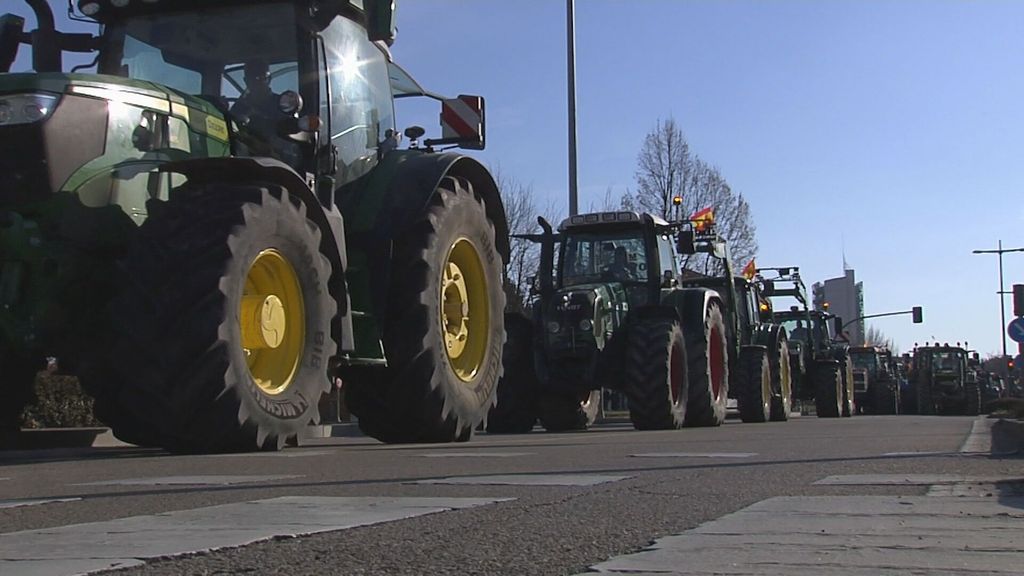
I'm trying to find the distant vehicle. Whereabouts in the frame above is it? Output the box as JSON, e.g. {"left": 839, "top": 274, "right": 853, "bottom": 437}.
{"left": 757, "top": 267, "right": 855, "bottom": 418}
{"left": 848, "top": 346, "right": 900, "bottom": 414}
{"left": 908, "top": 344, "right": 980, "bottom": 415}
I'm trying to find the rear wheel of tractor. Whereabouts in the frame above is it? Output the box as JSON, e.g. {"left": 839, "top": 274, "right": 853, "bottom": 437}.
{"left": 814, "top": 363, "right": 843, "bottom": 418}
{"left": 737, "top": 347, "right": 771, "bottom": 423}
{"left": 683, "top": 302, "right": 729, "bottom": 427}
{"left": 916, "top": 372, "right": 935, "bottom": 415}
{"left": 0, "top": 351, "right": 38, "bottom": 445}
{"left": 486, "top": 313, "right": 538, "bottom": 433}
{"left": 349, "top": 176, "right": 504, "bottom": 443}
{"left": 840, "top": 357, "right": 855, "bottom": 417}
{"left": 765, "top": 329, "right": 793, "bottom": 422}
{"left": 964, "top": 382, "right": 981, "bottom": 416}
{"left": 625, "top": 319, "right": 687, "bottom": 430}
{"left": 538, "top": 389, "right": 601, "bottom": 432}
{"left": 871, "top": 380, "right": 897, "bottom": 415}
{"left": 80, "top": 185, "right": 337, "bottom": 452}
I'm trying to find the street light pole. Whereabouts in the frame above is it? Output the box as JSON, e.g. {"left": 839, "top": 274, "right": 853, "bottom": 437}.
{"left": 972, "top": 241, "right": 1024, "bottom": 358}
{"left": 566, "top": 0, "right": 579, "bottom": 216}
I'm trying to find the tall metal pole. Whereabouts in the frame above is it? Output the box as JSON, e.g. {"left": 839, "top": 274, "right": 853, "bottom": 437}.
{"left": 999, "top": 239, "right": 1007, "bottom": 358}
{"left": 973, "top": 242, "right": 1024, "bottom": 358}
{"left": 567, "top": 0, "right": 579, "bottom": 216}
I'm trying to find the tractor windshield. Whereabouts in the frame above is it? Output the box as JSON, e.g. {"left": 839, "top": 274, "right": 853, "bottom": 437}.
{"left": 561, "top": 231, "right": 648, "bottom": 287}
{"left": 850, "top": 352, "right": 878, "bottom": 373}
{"left": 98, "top": 5, "right": 298, "bottom": 99}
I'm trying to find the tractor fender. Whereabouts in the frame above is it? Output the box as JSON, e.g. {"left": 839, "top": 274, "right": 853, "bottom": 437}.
{"left": 669, "top": 287, "right": 725, "bottom": 329}
{"left": 158, "top": 156, "right": 354, "bottom": 353}
{"left": 338, "top": 150, "right": 510, "bottom": 323}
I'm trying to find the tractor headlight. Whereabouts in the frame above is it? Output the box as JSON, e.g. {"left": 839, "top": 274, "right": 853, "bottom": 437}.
{"left": 547, "top": 321, "right": 561, "bottom": 334}
{"left": 578, "top": 319, "right": 593, "bottom": 331}
{"left": 0, "top": 94, "right": 59, "bottom": 126}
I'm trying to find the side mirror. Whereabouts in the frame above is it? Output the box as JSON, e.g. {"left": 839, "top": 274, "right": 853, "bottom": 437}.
{"left": 833, "top": 316, "right": 844, "bottom": 338}
{"left": 0, "top": 14, "right": 26, "bottom": 73}
{"left": 675, "top": 230, "right": 695, "bottom": 255}
{"left": 911, "top": 306, "right": 923, "bottom": 323}
{"left": 760, "top": 281, "right": 775, "bottom": 297}
{"left": 365, "top": 0, "right": 397, "bottom": 45}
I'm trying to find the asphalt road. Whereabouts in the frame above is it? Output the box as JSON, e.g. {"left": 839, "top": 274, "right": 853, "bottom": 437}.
{"left": 1, "top": 414, "right": 1020, "bottom": 575}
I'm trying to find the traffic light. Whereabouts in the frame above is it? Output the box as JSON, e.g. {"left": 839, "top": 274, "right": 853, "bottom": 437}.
{"left": 911, "top": 306, "right": 923, "bottom": 323}
{"left": 1014, "top": 284, "right": 1024, "bottom": 317}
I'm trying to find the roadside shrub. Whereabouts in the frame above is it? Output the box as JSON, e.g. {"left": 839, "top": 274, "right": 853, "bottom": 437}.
{"left": 20, "top": 370, "right": 102, "bottom": 428}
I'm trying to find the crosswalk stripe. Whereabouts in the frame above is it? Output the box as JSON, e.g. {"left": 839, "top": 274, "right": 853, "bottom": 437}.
{"left": 0, "top": 496, "right": 511, "bottom": 576}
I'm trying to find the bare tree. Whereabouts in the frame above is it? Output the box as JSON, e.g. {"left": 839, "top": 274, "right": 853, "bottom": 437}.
{"left": 864, "top": 325, "right": 894, "bottom": 350}
{"left": 629, "top": 117, "right": 758, "bottom": 275}
{"left": 491, "top": 167, "right": 559, "bottom": 313}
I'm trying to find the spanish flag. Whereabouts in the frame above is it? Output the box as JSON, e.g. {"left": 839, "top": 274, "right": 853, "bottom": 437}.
{"left": 742, "top": 259, "right": 756, "bottom": 280}
{"left": 690, "top": 207, "right": 714, "bottom": 231}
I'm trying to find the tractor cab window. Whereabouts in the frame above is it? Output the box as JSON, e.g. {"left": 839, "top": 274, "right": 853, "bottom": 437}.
{"left": 851, "top": 352, "right": 878, "bottom": 375}
{"left": 99, "top": 4, "right": 302, "bottom": 166}
{"left": 321, "top": 16, "right": 395, "bottom": 185}
{"left": 778, "top": 317, "right": 810, "bottom": 343}
{"left": 561, "top": 232, "right": 648, "bottom": 287}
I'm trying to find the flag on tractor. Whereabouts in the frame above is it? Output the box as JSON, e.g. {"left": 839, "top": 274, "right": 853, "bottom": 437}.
{"left": 690, "top": 207, "right": 714, "bottom": 230}
{"left": 742, "top": 259, "right": 756, "bottom": 280}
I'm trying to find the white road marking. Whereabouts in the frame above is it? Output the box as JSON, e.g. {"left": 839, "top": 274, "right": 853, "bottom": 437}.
{"left": 416, "top": 474, "right": 630, "bottom": 486}
{"left": 881, "top": 451, "right": 950, "bottom": 457}
{"left": 0, "top": 496, "right": 510, "bottom": 576}
{"left": 419, "top": 452, "right": 532, "bottom": 458}
{"left": 579, "top": 495, "right": 1024, "bottom": 575}
{"left": 74, "top": 475, "right": 300, "bottom": 486}
{"left": 814, "top": 474, "right": 1010, "bottom": 486}
{"left": 631, "top": 452, "right": 757, "bottom": 459}
{"left": 0, "top": 478, "right": 9, "bottom": 481}
{"left": 961, "top": 416, "right": 993, "bottom": 454}
{"left": 0, "top": 498, "right": 81, "bottom": 509}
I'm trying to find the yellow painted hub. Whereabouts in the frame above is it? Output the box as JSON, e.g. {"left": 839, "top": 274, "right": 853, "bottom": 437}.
{"left": 242, "top": 249, "right": 305, "bottom": 395}
{"left": 440, "top": 238, "right": 489, "bottom": 382}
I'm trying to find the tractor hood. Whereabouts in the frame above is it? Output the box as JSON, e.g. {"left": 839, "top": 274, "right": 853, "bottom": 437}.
{"left": 0, "top": 72, "right": 229, "bottom": 207}
{"left": 544, "top": 282, "right": 628, "bottom": 351}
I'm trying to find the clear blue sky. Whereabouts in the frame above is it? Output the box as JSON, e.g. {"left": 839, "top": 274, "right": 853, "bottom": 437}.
{"left": 9, "top": 0, "right": 1024, "bottom": 357}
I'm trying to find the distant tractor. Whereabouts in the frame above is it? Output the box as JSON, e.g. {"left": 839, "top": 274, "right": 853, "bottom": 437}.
{"left": 757, "top": 268, "right": 855, "bottom": 418}
{"left": 487, "top": 210, "right": 732, "bottom": 433}
{"left": 848, "top": 346, "right": 900, "bottom": 414}
{"left": 908, "top": 344, "right": 980, "bottom": 416}
{"left": 676, "top": 221, "right": 793, "bottom": 423}
{"left": 0, "top": 0, "right": 509, "bottom": 451}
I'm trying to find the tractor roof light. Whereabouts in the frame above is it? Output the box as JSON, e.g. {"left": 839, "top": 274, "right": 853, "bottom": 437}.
{"left": 0, "top": 93, "right": 60, "bottom": 126}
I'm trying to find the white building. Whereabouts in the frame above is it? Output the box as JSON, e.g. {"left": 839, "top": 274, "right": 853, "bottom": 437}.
{"left": 812, "top": 268, "right": 865, "bottom": 345}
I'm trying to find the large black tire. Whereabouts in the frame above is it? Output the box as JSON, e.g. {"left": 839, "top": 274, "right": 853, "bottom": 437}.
{"left": 0, "top": 351, "right": 38, "bottom": 446}
{"left": 737, "top": 346, "right": 771, "bottom": 423}
{"left": 486, "top": 314, "right": 538, "bottom": 433}
{"left": 871, "top": 379, "right": 898, "bottom": 415}
{"left": 538, "top": 389, "right": 600, "bottom": 432}
{"left": 840, "top": 357, "right": 855, "bottom": 417}
{"left": 964, "top": 382, "right": 981, "bottom": 416}
{"left": 813, "top": 362, "right": 842, "bottom": 418}
{"left": 79, "top": 186, "right": 337, "bottom": 452}
{"left": 683, "top": 302, "right": 729, "bottom": 427}
{"left": 345, "top": 176, "right": 504, "bottom": 443}
{"left": 624, "top": 318, "right": 687, "bottom": 430}
{"left": 901, "top": 382, "right": 918, "bottom": 415}
{"left": 762, "top": 327, "right": 793, "bottom": 422}
{"left": 916, "top": 371, "right": 935, "bottom": 415}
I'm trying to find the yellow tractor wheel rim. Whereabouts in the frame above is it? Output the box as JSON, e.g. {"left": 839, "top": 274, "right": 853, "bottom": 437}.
{"left": 242, "top": 249, "right": 305, "bottom": 395}
{"left": 440, "top": 238, "right": 489, "bottom": 382}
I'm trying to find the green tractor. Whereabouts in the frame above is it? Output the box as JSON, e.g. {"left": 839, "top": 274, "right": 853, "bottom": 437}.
{"left": 676, "top": 221, "right": 793, "bottom": 423}
{"left": 907, "top": 344, "right": 980, "bottom": 416}
{"left": 487, "top": 210, "right": 733, "bottom": 433}
{"left": 757, "top": 267, "right": 854, "bottom": 418}
{"left": 847, "top": 345, "right": 899, "bottom": 414}
{"left": 0, "top": 0, "right": 509, "bottom": 451}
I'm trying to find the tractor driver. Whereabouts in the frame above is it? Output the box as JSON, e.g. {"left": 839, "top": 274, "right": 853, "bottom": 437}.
{"left": 789, "top": 320, "right": 809, "bottom": 342}
{"left": 232, "top": 60, "right": 280, "bottom": 121}
{"left": 603, "top": 246, "right": 634, "bottom": 281}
